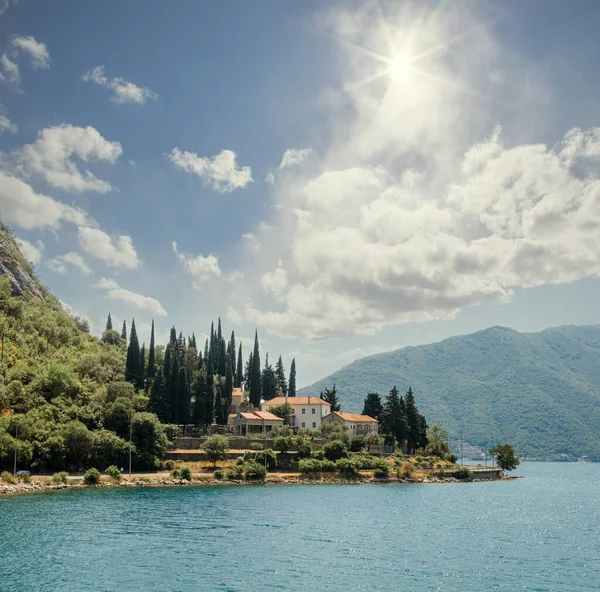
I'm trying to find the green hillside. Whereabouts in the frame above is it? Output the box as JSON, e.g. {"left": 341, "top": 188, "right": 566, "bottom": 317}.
{"left": 300, "top": 325, "right": 600, "bottom": 460}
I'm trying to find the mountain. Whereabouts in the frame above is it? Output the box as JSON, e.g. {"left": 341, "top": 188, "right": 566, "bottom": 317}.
{"left": 300, "top": 325, "right": 600, "bottom": 460}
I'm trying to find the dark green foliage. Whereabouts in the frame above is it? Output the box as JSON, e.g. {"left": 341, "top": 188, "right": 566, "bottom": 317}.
{"left": 250, "top": 330, "right": 262, "bottom": 407}
{"left": 149, "top": 367, "right": 170, "bottom": 423}
{"left": 51, "top": 471, "right": 68, "bottom": 484}
{"left": 323, "top": 439, "right": 349, "bottom": 461}
{"left": 320, "top": 384, "right": 340, "bottom": 411}
{"left": 213, "top": 469, "right": 224, "bottom": 479}
{"left": 349, "top": 434, "right": 365, "bottom": 452}
{"left": 261, "top": 355, "right": 278, "bottom": 401}
{"left": 268, "top": 402, "right": 292, "bottom": 425}
{"left": 203, "top": 434, "right": 229, "bottom": 466}
{"left": 425, "top": 423, "right": 450, "bottom": 457}
{"left": 490, "top": 443, "right": 520, "bottom": 471}
{"left": 288, "top": 358, "right": 296, "bottom": 397}
{"left": 180, "top": 466, "right": 192, "bottom": 481}
{"left": 147, "top": 320, "right": 155, "bottom": 379}
{"left": 125, "top": 319, "right": 142, "bottom": 388}
{"left": 131, "top": 412, "right": 169, "bottom": 469}
{"left": 380, "top": 386, "right": 408, "bottom": 449}
{"left": 235, "top": 344, "right": 243, "bottom": 388}
{"left": 106, "top": 313, "right": 113, "bottom": 331}
{"left": 101, "top": 329, "right": 123, "bottom": 346}
{"left": 121, "top": 320, "right": 126, "bottom": 341}
{"left": 83, "top": 468, "right": 101, "bottom": 485}
{"left": 373, "top": 459, "right": 390, "bottom": 478}
{"left": 335, "top": 458, "right": 360, "bottom": 478}
{"left": 213, "top": 375, "right": 228, "bottom": 425}
{"left": 275, "top": 356, "right": 287, "bottom": 396}
{"left": 106, "top": 465, "right": 121, "bottom": 482}
{"left": 362, "top": 392, "right": 382, "bottom": 420}
{"left": 273, "top": 436, "right": 295, "bottom": 453}
{"left": 453, "top": 466, "right": 473, "bottom": 480}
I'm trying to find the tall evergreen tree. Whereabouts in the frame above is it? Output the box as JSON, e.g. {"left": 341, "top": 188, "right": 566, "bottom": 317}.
{"left": 204, "top": 339, "right": 209, "bottom": 365}
{"left": 225, "top": 355, "right": 234, "bottom": 410}
{"left": 229, "top": 330, "right": 236, "bottom": 380}
{"left": 217, "top": 337, "right": 227, "bottom": 376}
{"left": 320, "top": 384, "right": 340, "bottom": 411}
{"left": 275, "top": 356, "right": 287, "bottom": 396}
{"left": 213, "top": 375, "right": 228, "bottom": 425}
{"left": 261, "top": 354, "right": 278, "bottom": 401}
{"left": 147, "top": 320, "right": 156, "bottom": 379}
{"left": 404, "top": 386, "right": 419, "bottom": 454}
{"left": 249, "top": 330, "right": 262, "bottom": 407}
{"left": 192, "top": 367, "right": 212, "bottom": 426}
{"left": 244, "top": 352, "right": 253, "bottom": 392}
{"left": 149, "top": 366, "right": 169, "bottom": 422}
{"left": 176, "top": 364, "right": 190, "bottom": 425}
{"left": 121, "top": 320, "right": 127, "bottom": 341}
{"left": 235, "top": 343, "right": 243, "bottom": 388}
{"left": 140, "top": 343, "right": 146, "bottom": 389}
{"left": 125, "top": 319, "right": 140, "bottom": 386}
{"left": 106, "top": 313, "right": 113, "bottom": 331}
{"left": 288, "top": 358, "right": 296, "bottom": 397}
{"left": 217, "top": 317, "right": 222, "bottom": 342}
{"left": 362, "top": 392, "right": 383, "bottom": 419}
{"left": 381, "top": 386, "right": 408, "bottom": 451}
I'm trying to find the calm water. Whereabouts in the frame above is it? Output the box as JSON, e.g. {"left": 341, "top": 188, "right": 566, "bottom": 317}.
{"left": 1, "top": 463, "right": 599, "bottom": 591}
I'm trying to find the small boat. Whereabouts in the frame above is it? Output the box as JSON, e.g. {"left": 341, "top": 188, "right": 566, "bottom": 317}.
{"left": 577, "top": 456, "right": 590, "bottom": 463}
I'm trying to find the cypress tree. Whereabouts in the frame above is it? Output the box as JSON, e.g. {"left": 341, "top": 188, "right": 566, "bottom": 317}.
{"left": 147, "top": 320, "right": 155, "bottom": 379}
{"left": 381, "top": 386, "right": 407, "bottom": 450}
{"left": 125, "top": 319, "right": 140, "bottom": 385}
{"left": 204, "top": 339, "right": 209, "bottom": 365}
{"left": 217, "top": 337, "right": 227, "bottom": 376}
{"left": 229, "top": 331, "right": 236, "bottom": 380}
{"left": 149, "top": 366, "right": 169, "bottom": 422}
{"left": 106, "top": 313, "right": 113, "bottom": 331}
{"left": 249, "top": 330, "right": 262, "bottom": 407}
{"left": 213, "top": 375, "right": 228, "bottom": 425}
{"left": 139, "top": 343, "right": 146, "bottom": 389}
{"left": 244, "top": 352, "right": 253, "bottom": 392}
{"left": 225, "top": 355, "right": 233, "bottom": 410}
{"left": 192, "top": 367, "right": 212, "bottom": 426}
{"left": 288, "top": 359, "right": 296, "bottom": 397}
{"left": 275, "top": 355, "right": 287, "bottom": 396}
{"left": 121, "top": 320, "right": 127, "bottom": 341}
{"left": 261, "top": 354, "right": 278, "bottom": 401}
{"left": 169, "top": 347, "right": 180, "bottom": 423}
{"left": 235, "top": 343, "right": 243, "bottom": 388}
{"left": 404, "top": 387, "right": 421, "bottom": 454}
{"left": 217, "top": 317, "right": 222, "bottom": 342}
{"left": 176, "top": 364, "right": 189, "bottom": 425}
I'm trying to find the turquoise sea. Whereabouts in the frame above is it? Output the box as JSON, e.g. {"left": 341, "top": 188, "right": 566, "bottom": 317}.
{"left": 0, "top": 462, "right": 599, "bottom": 591}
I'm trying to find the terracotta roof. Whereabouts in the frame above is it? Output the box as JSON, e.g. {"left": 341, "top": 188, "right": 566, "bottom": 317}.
{"left": 238, "top": 411, "right": 283, "bottom": 422}
{"left": 330, "top": 411, "right": 378, "bottom": 423}
{"left": 232, "top": 388, "right": 243, "bottom": 398}
{"left": 262, "top": 396, "right": 331, "bottom": 408}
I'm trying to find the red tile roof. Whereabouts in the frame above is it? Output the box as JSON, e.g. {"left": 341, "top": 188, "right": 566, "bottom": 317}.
{"left": 330, "top": 411, "right": 378, "bottom": 423}
{"left": 262, "top": 396, "right": 331, "bottom": 408}
{"left": 238, "top": 411, "right": 283, "bottom": 422}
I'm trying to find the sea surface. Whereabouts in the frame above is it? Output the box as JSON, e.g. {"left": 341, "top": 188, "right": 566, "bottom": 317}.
{"left": 0, "top": 462, "right": 599, "bottom": 591}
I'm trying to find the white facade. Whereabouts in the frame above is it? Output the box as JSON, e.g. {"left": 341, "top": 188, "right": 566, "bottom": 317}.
{"left": 261, "top": 396, "right": 331, "bottom": 431}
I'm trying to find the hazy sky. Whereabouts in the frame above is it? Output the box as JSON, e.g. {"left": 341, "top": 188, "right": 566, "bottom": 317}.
{"left": 2, "top": 0, "right": 600, "bottom": 388}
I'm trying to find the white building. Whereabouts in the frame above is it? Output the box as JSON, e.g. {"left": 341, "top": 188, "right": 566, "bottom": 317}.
{"left": 322, "top": 411, "right": 379, "bottom": 434}
{"left": 261, "top": 396, "right": 331, "bottom": 431}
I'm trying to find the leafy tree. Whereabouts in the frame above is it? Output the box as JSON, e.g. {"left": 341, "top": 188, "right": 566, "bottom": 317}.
{"left": 323, "top": 439, "right": 349, "bottom": 461}
{"left": 288, "top": 358, "right": 296, "bottom": 397}
{"left": 349, "top": 434, "right": 365, "bottom": 452}
{"left": 489, "top": 443, "right": 520, "bottom": 471}
{"left": 131, "top": 412, "right": 170, "bottom": 469}
{"left": 320, "top": 384, "right": 340, "bottom": 412}
{"left": 102, "top": 329, "right": 123, "bottom": 346}
{"left": 203, "top": 434, "right": 229, "bottom": 467}
{"left": 275, "top": 356, "right": 287, "bottom": 396}
{"left": 121, "top": 320, "right": 127, "bottom": 341}
{"left": 268, "top": 402, "right": 293, "bottom": 425}
{"left": 364, "top": 431, "right": 382, "bottom": 452}
{"left": 250, "top": 330, "right": 262, "bottom": 407}
{"left": 106, "top": 313, "right": 113, "bottom": 331}
{"left": 362, "top": 392, "right": 382, "bottom": 420}
{"left": 425, "top": 423, "right": 449, "bottom": 457}
{"left": 273, "top": 435, "right": 295, "bottom": 453}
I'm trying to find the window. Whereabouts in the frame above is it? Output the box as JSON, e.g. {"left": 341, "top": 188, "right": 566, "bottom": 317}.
{"left": 302, "top": 422, "right": 305, "bottom": 428}
{"left": 312, "top": 408, "right": 316, "bottom": 414}
{"left": 312, "top": 422, "right": 316, "bottom": 429}
{"left": 302, "top": 408, "right": 306, "bottom": 414}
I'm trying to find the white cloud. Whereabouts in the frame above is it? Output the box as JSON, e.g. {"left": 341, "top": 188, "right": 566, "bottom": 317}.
{"left": 94, "top": 277, "right": 167, "bottom": 316}
{"left": 11, "top": 36, "right": 50, "bottom": 69}
{"left": 172, "top": 241, "right": 221, "bottom": 284}
{"left": 265, "top": 171, "right": 275, "bottom": 185}
{"left": 16, "top": 238, "right": 44, "bottom": 264}
{"left": 82, "top": 65, "right": 157, "bottom": 105}
{"left": 10, "top": 124, "right": 122, "bottom": 192}
{"left": 279, "top": 148, "right": 314, "bottom": 169}
{"left": 0, "top": 171, "right": 89, "bottom": 230}
{"left": 169, "top": 147, "right": 252, "bottom": 193}
{"left": 47, "top": 251, "right": 92, "bottom": 276}
{"left": 0, "top": 114, "right": 17, "bottom": 134}
{"left": 261, "top": 266, "right": 288, "bottom": 296}
{"left": 0, "top": 53, "right": 19, "bottom": 84}
{"left": 78, "top": 226, "right": 140, "bottom": 269}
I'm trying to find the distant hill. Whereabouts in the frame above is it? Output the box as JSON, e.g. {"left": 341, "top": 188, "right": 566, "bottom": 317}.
{"left": 300, "top": 325, "right": 600, "bottom": 460}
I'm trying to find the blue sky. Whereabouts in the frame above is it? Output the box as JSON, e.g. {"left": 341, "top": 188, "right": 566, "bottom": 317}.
{"left": 2, "top": 0, "right": 600, "bottom": 389}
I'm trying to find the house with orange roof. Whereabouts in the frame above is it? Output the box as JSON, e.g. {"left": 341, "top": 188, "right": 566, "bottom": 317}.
{"left": 228, "top": 410, "right": 284, "bottom": 436}
{"left": 261, "top": 396, "right": 331, "bottom": 431}
{"left": 322, "top": 411, "right": 379, "bottom": 434}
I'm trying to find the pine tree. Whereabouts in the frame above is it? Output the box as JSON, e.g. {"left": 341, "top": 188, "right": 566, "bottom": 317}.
{"left": 275, "top": 355, "right": 287, "bottom": 396}
{"left": 106, "top": 313, "right": 113, "bottom": 331}
{"left": 320, "top": 384, "right": 340, "bottom": 411}
{"left": 147, "top": 320, "right": 155, "bottom": 379}
{"left": 235, "top": 343, "right": 243, "bottom": 388}
{"left": 404, "top": 386, "right": 419, "bottom": 454}
{"left": 288, "top": 358, "right": 296, "bottom": 397}
{"left": 249, "top": 330, "right": 262, "bottom": 407}
{"left": 261, "top": 354, "right": 278, "bottom": 401}
{"left": 362, "top": 392, "right": 383, "bottom": 419}
{"left": 125, "top": 319, "right": 140, "bottom": 386}
{"left": 121, "top": 320, "right": 127, "bottom": 341}
{"left": 380, "top": 386, "right": 407, "bottom": 450}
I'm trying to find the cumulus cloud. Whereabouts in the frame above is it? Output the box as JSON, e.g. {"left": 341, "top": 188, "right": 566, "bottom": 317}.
{"left": 82, "top": 65, "right": 157, "bottom": 105}
{"left": 169, "top": 148, "right": 252, "bottom": 193}
{"left": 16, "top": 237, "right": 44, "bottom": 264}
{"left": 94, "top": 277, "right": 167, "bottom": 316}
{"left": 279, "top": 148, "right": 314, "bottom": 169}
{"left": 172, "top": 241, "right": 221, "bottom": 285}
{"left": 47, "top": 252, "right": 92, "bottom": 276}
{"left": 231, "top": 3, "right": 600, "bottom": 340}
{"left": 0, "top": 171, "right": 89, "bottom": 229}
{"left": 11, "top": 36, "right": 50, "bottom": 69}
{"left": 78, "top": 226, "right": 140, "bottom": 269}
{"left": 0, "top": 53, "right": 19, "bottom": 84}
{"left": 8, "top": 124, "right": 122, "bottom": 192}
{"left": 0, "top": 114, "right": 17, "bottom": 134}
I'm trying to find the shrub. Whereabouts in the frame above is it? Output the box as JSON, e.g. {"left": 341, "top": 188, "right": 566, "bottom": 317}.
{"left": 250, "top": 442, "right": 265, "bottom": 451}
{"left": 273, "top": 436, "right": 295, "bottom": 453}
{"left": 213, "top": 469, "right": 224, "bottom": 480}
{"left": 373, "top": 459, "right": 390, "bottom": 478}
{"left": 349, "top": 434, "right": 365, "bottom": 452}
{"left": 323, "top": 440, "right": 349, "bottom": 462}
{"left": 170, "top": 468, "right": 181, "bottom": 479}
{"left": 336, "top": 458, "right": 360, "bottom": 479}
{"left": 446, "top": 452, "right": 458, "bottom": 464}
{"left": 299, "top": 458, "right": 322, "bottom": 474}
{"left": 163, "top": 460, "right": 175, "bottom": 471}
{"left": 415, "top": 455, "right": 423, "bottom": 463}
{"left": 106, "top": 465, "right": 122, "bottom": 483}
{"left": 52, "top": 471, "right": 68, "bottom": 484}
{"left": 353, "top": 454, "right": 377, "bottom": 470}
{"left": 399, "top": 462, "right": 413, "bottom": 479}
{"left": 236, "top": 456, "right": 245, "bottom": 465}
{"left": 83, "top": 468, "right": 101, "bottom": 485}
{"left": 1, "top": 470, "right": 16, "bottom": 484}
{"left": 180, "top": 466, "right": 192, "bottom": 481}
{"left": 453, "top": 467, "right": 473, "bottom": 480}
{"left": 21, "top": 472, "right": 32, "bottom": 483}
{"left": 226, "top": 465, "right": 244, "bottom": 480}
{"left": 296, "top": 437, "right": 312, "bottom": 459}
{"left": 244, "top": 461, "right": 266, "bottom": 480}
{"left": 254, "top": 449, "right": 277, "bottom": 470}
{"left": 312, "top": 449, "right": 324, "bottom": 460}
{"left": 203, "top": 435, "right": 229, "bottom": 467}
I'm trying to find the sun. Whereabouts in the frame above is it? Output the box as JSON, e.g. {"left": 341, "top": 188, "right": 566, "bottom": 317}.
{"left": 388, "top": 52, "right": 414, "bottom": 82}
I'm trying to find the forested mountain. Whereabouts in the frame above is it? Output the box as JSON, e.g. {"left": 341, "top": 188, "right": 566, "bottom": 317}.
{"left": 300, "top": 325, "right": 600, "bottom": 460}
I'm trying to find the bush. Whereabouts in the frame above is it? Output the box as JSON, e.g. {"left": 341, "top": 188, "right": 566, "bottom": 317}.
{"left": 21, "top": 472, "right": 32, "bottom": 483}
{"left": 312, "top": 449, "right": 324, "bottom": 460}
{"left": 213, "top": 469, "right": 224, "bottom": 480}
{"left": 415, "top": 455, "right": 423, "bottom": 463}
{"left": 1, "top": 470, "right": 16, "bottom": 484}
{"left": 373, "top": 459, "right": 390, "bottom": 478}
{"left": 106, "top": 465, "right": 122, "bottom": 483}
{"left": 349, "top": 435, "right": 365, "bottom": 452}
{"left": 336, "top": 458, "right": 360, "bottom": 479}
{"left": 83, "top": 468, "right": 101, "bottom": 485}
{"left": 296, "top": 437, "right": 312, "bottom": 459}
{"left": 226, "top": 465, "right": 244, "bottom": 480}
{"left": 353, "top": 454, "right": 377, "bottom": 470}
{"left": 254, "top": 449, "right": 277, "bottom": 470}
{"left": 323, "top": 440, "right": 349, "bottom": 462}
{"left": 170, "top": 468, "right": 181, "bottom": 479}
{"left": 249, "top": 442, "right": 264, "bottom": 451}
{"left": 244, "top": 461, "right": 266, "bottom": 480}
{"left": 180, "top": 466, "right": 192, "bottom": 481}
{"left": 453, "top": 467, "right": 473, "bottom": 480}
{"left": 273, "top": 436, "right": 295, "bottom": 453}
{"left": 163, "top": 460, "right": 175, "bottom": 471}
{"left": 446, "top": 452, "right": 458, "bottom": 464}
{"left": 52, "top": 471, "right": 69, "bottom": 484}
{"left": 299, "top": 458, "right": 322, "bottom": 474}
{"left": 399, "top": 462, "right": 413, "bottom": 479}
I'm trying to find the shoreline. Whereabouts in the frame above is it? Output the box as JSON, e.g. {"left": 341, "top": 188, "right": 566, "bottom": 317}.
{"left": 0, "top": 472, "right": 517, "bottom": 497}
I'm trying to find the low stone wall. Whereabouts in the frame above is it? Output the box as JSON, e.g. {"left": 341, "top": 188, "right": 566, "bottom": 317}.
{"left": 468, "top": 468, "right": 503, "bottom": 481}
{"left": 171, "top": 436, "right": 325, "bottom": 450}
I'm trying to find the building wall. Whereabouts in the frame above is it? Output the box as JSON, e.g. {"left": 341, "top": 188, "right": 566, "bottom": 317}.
{"left": 322, "top": 413, "right": 378, "bottom": 434}
{"left": 262, "top": 401, "right": 328, "bottom": 431}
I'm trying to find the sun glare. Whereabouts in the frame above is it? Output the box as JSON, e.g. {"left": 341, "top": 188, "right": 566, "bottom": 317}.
{"left": 388, "top": 53, "right": 413, "bottom": 82}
